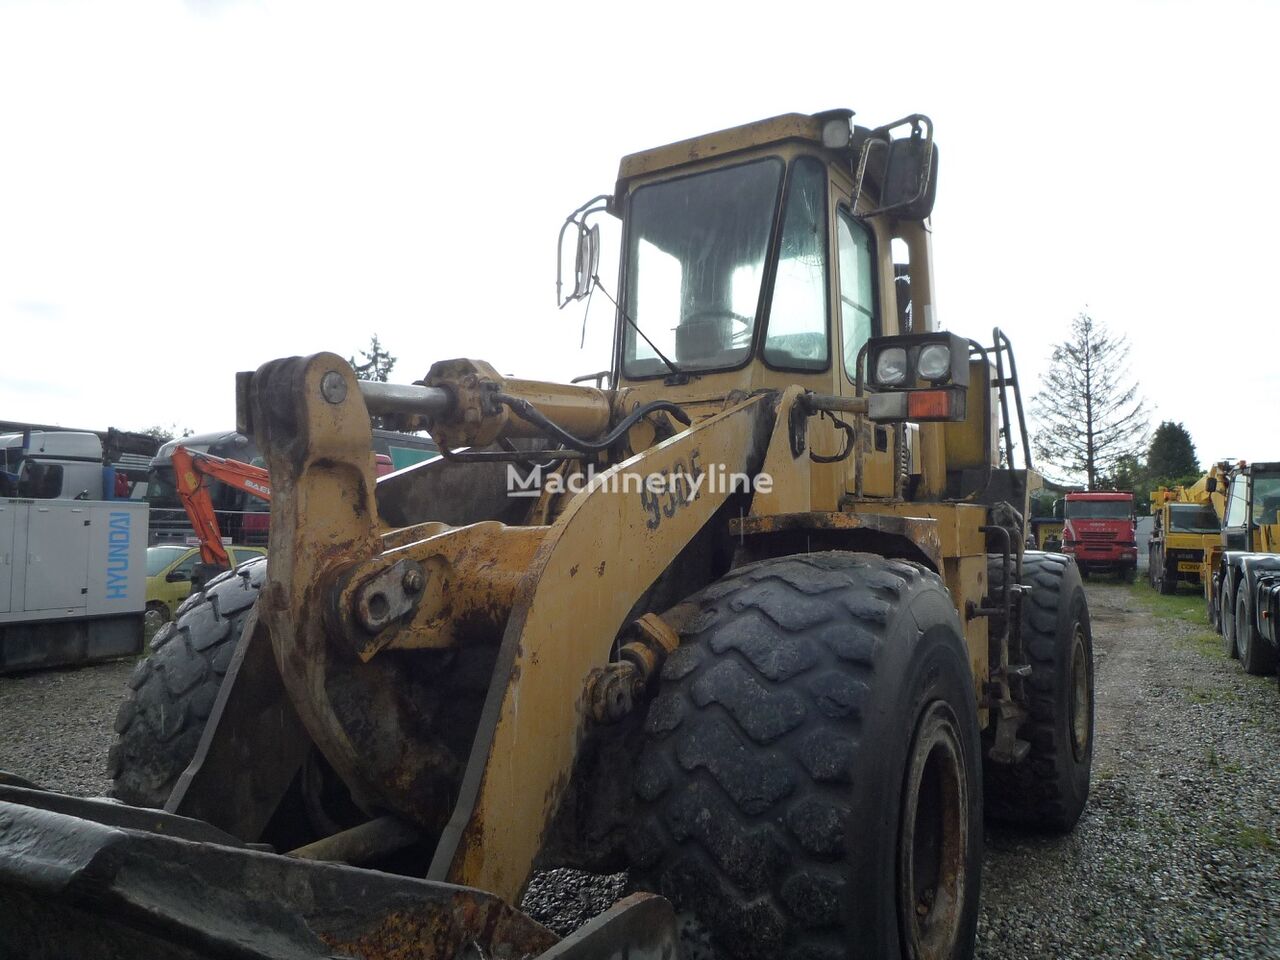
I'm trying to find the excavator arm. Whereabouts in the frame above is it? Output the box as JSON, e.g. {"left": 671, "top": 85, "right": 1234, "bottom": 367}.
{"left": 171, "top": 445, "right": 272, "bottom": 569}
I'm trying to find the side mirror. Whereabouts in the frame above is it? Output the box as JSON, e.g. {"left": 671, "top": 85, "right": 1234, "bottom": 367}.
{"left": 573, "top": 224, "right": 601, "bottom": 300}
{"left": 556, "top": 195, "right": 610, "bottom": 308}
{"left": 1206, "top": 477, "right": 1218, "bottom": 493}
{"left": 854, "top": 115, "right": 938, "bottom": 221}
{"left": 166, "top": 570, "right": 190, "bottom": 583}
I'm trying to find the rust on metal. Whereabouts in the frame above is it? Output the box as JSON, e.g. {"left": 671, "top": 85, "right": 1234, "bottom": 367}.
{"left": 287, "top": 815, "right": 421, "bottom": 866}
{"left": 430, "top": 393, "right": 774, "bottom": 901}
{"left": 317, "top": 894, "right": 558, "bottom": 960}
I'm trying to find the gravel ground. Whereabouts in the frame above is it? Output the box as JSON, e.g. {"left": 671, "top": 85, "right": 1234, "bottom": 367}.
{"left": 0, "top": 657, "right": 133, "bottom": 796}
{"left": 977, "top": 582, "right": 1280, "bottom": 959}
{"left": 2, "top": 581, "right": 1278, "bottom": 957}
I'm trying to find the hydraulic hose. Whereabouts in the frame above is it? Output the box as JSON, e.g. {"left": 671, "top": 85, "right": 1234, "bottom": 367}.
{"left": 493, "top": 393, "right": 691, "bottom": 454}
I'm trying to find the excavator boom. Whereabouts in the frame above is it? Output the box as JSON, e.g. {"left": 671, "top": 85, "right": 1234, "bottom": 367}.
{"left": 171, "top": 445, "right": 272, "bottom": 568}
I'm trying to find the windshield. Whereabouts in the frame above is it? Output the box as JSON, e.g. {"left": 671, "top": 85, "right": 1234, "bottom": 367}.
{"left": 1254, "top": 474, "right": 1280, "bottom": 524}
{"left": 146, "top": 466, "right": 179, "bottom": 506}
{"left": 1066, "top": 500, "right": 1132, "bottom": 520}
{"left": 622, "top": 158, "right": 784, "bottom": 377}
{"left": 1168, "top": 504, "right": 1220, "bottom": 533}
{"left": 146, "top": 546, "right": 188, "bottom": 576}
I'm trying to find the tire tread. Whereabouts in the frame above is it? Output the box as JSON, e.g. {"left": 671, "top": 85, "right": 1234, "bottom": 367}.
{"left": 107, "top": 557, "right": 267, "bottom": 807}
{"left": 628, "top": 552, "right": 942, "bottom": 960}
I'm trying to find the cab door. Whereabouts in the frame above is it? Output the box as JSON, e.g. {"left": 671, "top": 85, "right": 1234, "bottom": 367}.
{"left": 830, "top": 191, "right": 896, "bottom": 497}
{"left": 1222, "top": 473, "right": 1250, "bottom": 551}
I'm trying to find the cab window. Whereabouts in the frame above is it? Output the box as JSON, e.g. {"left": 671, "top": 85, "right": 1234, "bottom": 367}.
{"left": 1225, "top": 475, "right": 1249, "bottom": 527}
{"left": 1252, "top": 475, "right": 1280, "bottom": 524}
{"left": 172, "top": 550, "right": 200, "bottom": 581}
{"left": 837, "top": 210, "right": 878, "bottom": 381}
{"left": 762, "top": 157, "right": 829, "bottom": 370}
{"left": 230, "top": 547, "right": 264, "bottom": 566}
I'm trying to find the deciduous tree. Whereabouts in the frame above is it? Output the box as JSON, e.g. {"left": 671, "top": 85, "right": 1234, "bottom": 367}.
{"left": 1146, "top": 421, "right": 1199, "bottom": 484}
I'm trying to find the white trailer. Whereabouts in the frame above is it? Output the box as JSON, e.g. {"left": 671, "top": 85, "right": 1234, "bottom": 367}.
{"left": 0, "top": 498, "right": 147, "bottom": 672}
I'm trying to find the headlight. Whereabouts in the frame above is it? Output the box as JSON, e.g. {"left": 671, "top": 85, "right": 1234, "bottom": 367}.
{"left": 917, "top": 343, "right": 951, "bottom": 381}
{"left": 874, "top": 347, "right": 908, "bottom": 386}
{"left": 821, "top": 117, "right": 852, "bottom": 149}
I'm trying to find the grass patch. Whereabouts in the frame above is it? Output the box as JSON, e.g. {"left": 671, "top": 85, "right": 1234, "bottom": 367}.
{"left": 1127, "top": 580, "right": 1226, "bottom": 659}
{"left": 1207, "top": 823, "right": 1280, "bottom": 852}
{"left": 1184, "top": 684, "right": 1238, "bottom": 704}
{"left": 1127, "top": 579, "right": 1206, "bottom": 624}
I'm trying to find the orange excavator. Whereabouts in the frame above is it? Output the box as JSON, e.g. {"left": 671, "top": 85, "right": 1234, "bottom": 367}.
{"left": 171, "top": 445, "right": 272, "bottom": 573}
{"left": 171, "top": 446, "right": 394, "bottom": 574}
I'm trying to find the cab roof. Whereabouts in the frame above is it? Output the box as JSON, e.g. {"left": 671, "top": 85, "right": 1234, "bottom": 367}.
{"left": 616, "top": 110, "right": 851, "bottom": 192}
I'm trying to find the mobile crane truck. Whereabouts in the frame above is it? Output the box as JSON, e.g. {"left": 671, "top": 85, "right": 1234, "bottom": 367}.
{"left": 1148, "top": 474, "right": 1224, "bottom": 596}
{"left": 0, "top": 109, "right": 1094, "bottom": 960}
{"left": 1212, "top": 460, "right": 1280, "bottom": 676}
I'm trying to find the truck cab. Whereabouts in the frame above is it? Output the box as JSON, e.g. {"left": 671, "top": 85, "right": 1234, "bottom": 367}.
{"left": 1061, "top": 491, "right": 1137, "bottom": 580}
{"left": 1215, "top": 462, "right": 1280, "bottom": 670}
{"left": 0, "top": 431, "right": 106, "bottom": 500}
{"left": 1148, "top": 493, "right": 1220, "bottom": 594}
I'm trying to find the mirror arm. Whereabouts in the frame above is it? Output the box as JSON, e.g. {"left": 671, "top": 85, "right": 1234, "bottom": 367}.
{"left": 556, "top": 194, "right": 612, "bottom": 308}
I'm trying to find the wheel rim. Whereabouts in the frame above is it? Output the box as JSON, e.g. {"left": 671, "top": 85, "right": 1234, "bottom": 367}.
{"left": 897, "top": 701, "right": 968, "bottom": 960}
{"left": 1236, "top": 591, "right": 1250, "bottom": 660}
{"left": 1221, "top": 584, "right": 1235, "bottom": 652}
{"left": 1068, "top": 624, "right": 1090, "bottom": 762}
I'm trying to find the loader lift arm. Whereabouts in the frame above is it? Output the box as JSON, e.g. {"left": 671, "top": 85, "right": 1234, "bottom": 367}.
{"left": 171, "top": 445, "right": 272, "bottom": 570}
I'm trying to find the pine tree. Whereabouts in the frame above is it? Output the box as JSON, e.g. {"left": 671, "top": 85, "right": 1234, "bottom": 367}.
{"left": 1032, "top": 311, "right": 1148, "bottom": 490}
{"left": 348, "top": 334, "right": 397, "bottom": 383}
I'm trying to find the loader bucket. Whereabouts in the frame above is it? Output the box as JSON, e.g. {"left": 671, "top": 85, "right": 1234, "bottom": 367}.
{"left": 0, "top": 782, "right": 676, "bottom": 960}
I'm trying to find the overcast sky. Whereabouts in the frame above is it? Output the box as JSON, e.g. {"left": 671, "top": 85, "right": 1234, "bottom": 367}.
{"left": 2, "top": 0, "right": 1276, "bottom": 474}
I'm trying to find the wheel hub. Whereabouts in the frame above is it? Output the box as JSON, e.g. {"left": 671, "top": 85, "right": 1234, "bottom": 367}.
{"left": 1069, "top": 625, "right": 1090, "bottom": 762}
{"left": 898, "top": 700, "right": 968, "bottom": 960}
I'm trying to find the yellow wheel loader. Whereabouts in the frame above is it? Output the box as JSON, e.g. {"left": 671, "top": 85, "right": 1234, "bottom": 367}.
{"left": 0, "top": 110, "right": 1095, "bottom": 960}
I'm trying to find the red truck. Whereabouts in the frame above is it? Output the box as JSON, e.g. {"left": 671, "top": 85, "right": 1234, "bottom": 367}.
{"left": 1061, "top": 491, "right": 1138, "bottom": 581}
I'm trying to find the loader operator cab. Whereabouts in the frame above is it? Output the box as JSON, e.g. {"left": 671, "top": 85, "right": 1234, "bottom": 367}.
{"left": 559, "top": 114, "right": 941, "bottom": 387}
{"left": 560, "top": 110, "right": 1025, "bottom": 506}
{"left": 605, "top": 113, "right": 925, "bottom": 399}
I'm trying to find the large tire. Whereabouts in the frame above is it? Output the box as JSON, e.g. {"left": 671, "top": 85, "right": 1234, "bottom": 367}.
{"left": 1236, "top": 582, "right": 1277, "bottom": 676}
{"left": 1156, "top": 561, "right": 1176, "bottom": 595}
{"left": 627, "top": 552, "right": 982, "bottom": 960}
{"left": 983, "top": 552, "right": 1093, "bottom": 831}
{"left": 1221, "top": 578, "right": 1238, "bottom": 659}
{"left": 108, "top": 557, "right": 267, "bottom": 807}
